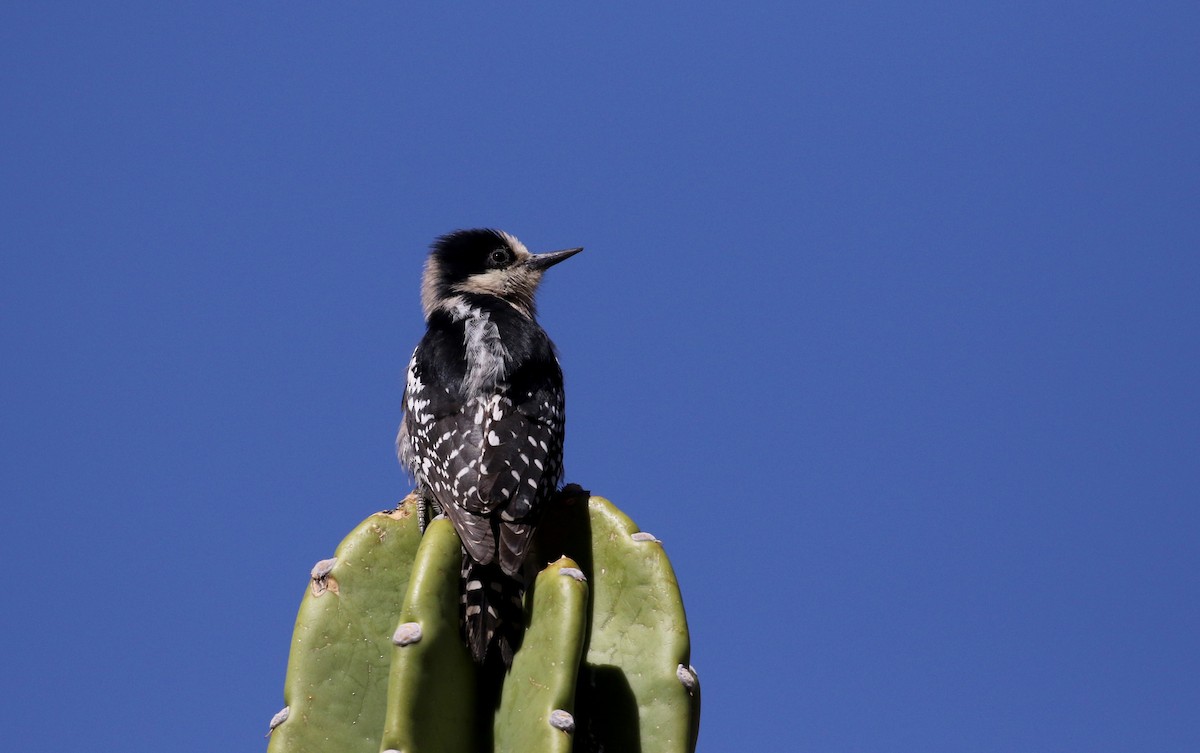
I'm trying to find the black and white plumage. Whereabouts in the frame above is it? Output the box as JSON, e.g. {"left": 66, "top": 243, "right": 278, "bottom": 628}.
{"left": 398, "top": 228, "right": 581, "bottom": 667}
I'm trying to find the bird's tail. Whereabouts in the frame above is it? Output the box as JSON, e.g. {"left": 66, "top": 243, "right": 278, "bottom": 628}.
{"left": 462, "top": 555, "right": 527, "bottom": 667}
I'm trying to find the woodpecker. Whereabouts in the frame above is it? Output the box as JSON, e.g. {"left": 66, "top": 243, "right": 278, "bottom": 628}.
{"left": 397, "top": 228, "right": 581, "bottom": 667}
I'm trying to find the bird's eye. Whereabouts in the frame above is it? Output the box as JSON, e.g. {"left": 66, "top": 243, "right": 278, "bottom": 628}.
{"left": 489, "top": 248, "right": 512, "bottom": 267}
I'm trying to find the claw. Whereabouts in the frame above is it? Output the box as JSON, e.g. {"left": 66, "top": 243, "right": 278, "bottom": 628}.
{"left": 416, "top": 490, "right": 443, "bottom": 533}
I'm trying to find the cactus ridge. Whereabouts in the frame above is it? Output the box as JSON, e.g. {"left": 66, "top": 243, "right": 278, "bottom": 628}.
{"left": 495, "top": 556, "right": 589, "bottom": 753}
{"left": 267, "top": 500, "right": 422, "bottom": 753}
{"left": 379, "top": 515, "right": 478, "bottom": 753}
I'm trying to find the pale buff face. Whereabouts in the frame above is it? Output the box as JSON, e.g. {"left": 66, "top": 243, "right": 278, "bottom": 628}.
{"left": 422, "top": 232, "right": 543, "bottom": 319}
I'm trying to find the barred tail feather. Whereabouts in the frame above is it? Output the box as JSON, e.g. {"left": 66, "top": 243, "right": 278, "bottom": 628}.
{"left": 462, "top": 555, "right": 527, "bottom": 667}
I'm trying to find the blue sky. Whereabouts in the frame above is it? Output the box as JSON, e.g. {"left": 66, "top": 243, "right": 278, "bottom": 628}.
{"left": 2, "top": 3, "right": 1197, "bottom": 751}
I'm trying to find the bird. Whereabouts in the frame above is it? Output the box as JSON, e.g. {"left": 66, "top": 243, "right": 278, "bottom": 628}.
{"left": 397, "top": 228, "right": 581, "bottom": 668}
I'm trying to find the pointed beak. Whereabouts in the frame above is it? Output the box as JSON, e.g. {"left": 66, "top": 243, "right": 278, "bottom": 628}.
{"left": 526, "top": 246, "right": 583, "bottom": 271}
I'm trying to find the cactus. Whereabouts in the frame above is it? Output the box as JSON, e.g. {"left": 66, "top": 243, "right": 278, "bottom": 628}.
{"left": 267, "top": 502, "right": 422, "bottom": 753}
{"left": 535, "top": 492, "right": 701, "bottom": 753}
{"left": 494, "top": 556, "right": 589, "bottom": 753}
{"left": 267, "top": 489, "right": 699, "bottom": 752}
{"left": 380, "top": 516, "right": 478, "bottom": 753}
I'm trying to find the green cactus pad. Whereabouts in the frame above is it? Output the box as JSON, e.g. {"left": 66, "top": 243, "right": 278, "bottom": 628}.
{"left": 537, "top": 493, "right": 700, "bottom": 753}
{"left": 268, "top": 496, "right": 423, "bottom": 753}
{"left": 379, "top": 516, "right": 478, "bottom": 753}
{"left": 495, "top": 556, "right": 589, "bottom": 753}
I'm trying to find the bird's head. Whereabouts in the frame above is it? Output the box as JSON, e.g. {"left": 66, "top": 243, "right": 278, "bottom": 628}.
{"left": 421, "top": 229, "right": 582, "bottom": 319}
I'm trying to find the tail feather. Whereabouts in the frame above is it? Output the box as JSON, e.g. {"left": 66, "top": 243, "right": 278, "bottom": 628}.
{"left": 462, "top": 554, "right": 526, "bottom": 666}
